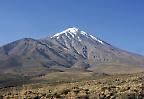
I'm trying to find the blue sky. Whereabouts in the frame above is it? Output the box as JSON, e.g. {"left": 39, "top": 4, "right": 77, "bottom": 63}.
{"left": 0, "top": 0, "right": 144, "bottom": 55}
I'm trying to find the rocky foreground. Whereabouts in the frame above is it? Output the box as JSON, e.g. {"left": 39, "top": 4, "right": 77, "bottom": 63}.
{"left": 0, "top": 72, "right": 144, "bottom": 99}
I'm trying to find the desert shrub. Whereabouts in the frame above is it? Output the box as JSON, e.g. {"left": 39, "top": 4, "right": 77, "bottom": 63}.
{"left": 101, "top": 86, "right": 109, "bottom": 91}
{"left": 53, "top": 92, "right": 61, "bottom": 98}
{"left": 73, "top": 87, "right": 80, "bottom": 94}
{"left": 84, "top": 89, "right": 90, "bottom": 94}
{"left": 5, "top": 96, "right": 11, "bottom": 99}
{"left": 0, "top": 96, "right": 3, "bottom": 99}
{"left": 48, "top": 89, "right": 52, "bottom": 93}
{"left": 41, "top": 93, "right": 46, "bottom": 97}
{"left": 127, "top": 93, "right": 138, "bottom": 99}
{"left": 73, "top": 89, "right": 80, "bottom": 95}
{"left": 117, "top": 93, "right": 137, "bottom": 99}
{"left": 76, "top": 95, "right": 89, "bottom": 99}
{"left": 61, "top": 88, "right": 70, "bottom": 95}
{"left": 7, "top": 92, "right": 12, "bottom": 95}
{"left": 137, "top": 92, "right": 144, "bottom": 99}
{"left": 46, "top": 93, "right": 53, "bottom": 98}
{"left": 33, "top": 96, "right": 41, "bottom": 99}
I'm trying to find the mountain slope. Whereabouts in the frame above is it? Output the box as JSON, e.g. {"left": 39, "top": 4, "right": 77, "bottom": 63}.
{"left": 0, "top": 27, "right": 144, "bottom": 74}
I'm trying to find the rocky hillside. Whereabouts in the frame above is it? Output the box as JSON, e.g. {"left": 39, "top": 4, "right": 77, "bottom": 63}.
{"left": 0, "top": 27, "right": 144, "bottom": 74}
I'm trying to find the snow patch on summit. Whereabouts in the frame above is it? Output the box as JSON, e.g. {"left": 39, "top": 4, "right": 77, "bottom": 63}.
{"left": 52, "top": 27, "right": 78, "bottom": 38}
{"left": 51, "top": 27, "right": 104, "bottom": 44}
{"left": 80, "top": 31, "right": 88, "bottom": 36}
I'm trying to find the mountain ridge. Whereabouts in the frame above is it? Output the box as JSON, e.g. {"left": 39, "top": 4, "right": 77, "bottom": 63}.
{"left": 0, "top": 27, "right": 144, "bottom": 74}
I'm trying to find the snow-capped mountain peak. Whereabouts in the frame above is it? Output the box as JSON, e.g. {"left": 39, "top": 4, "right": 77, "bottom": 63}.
{"left": 51, "top": 27, "right": 104, "bottom": 44}
{"left": 51, "top": 27, "right": 88, "bottom": 38}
